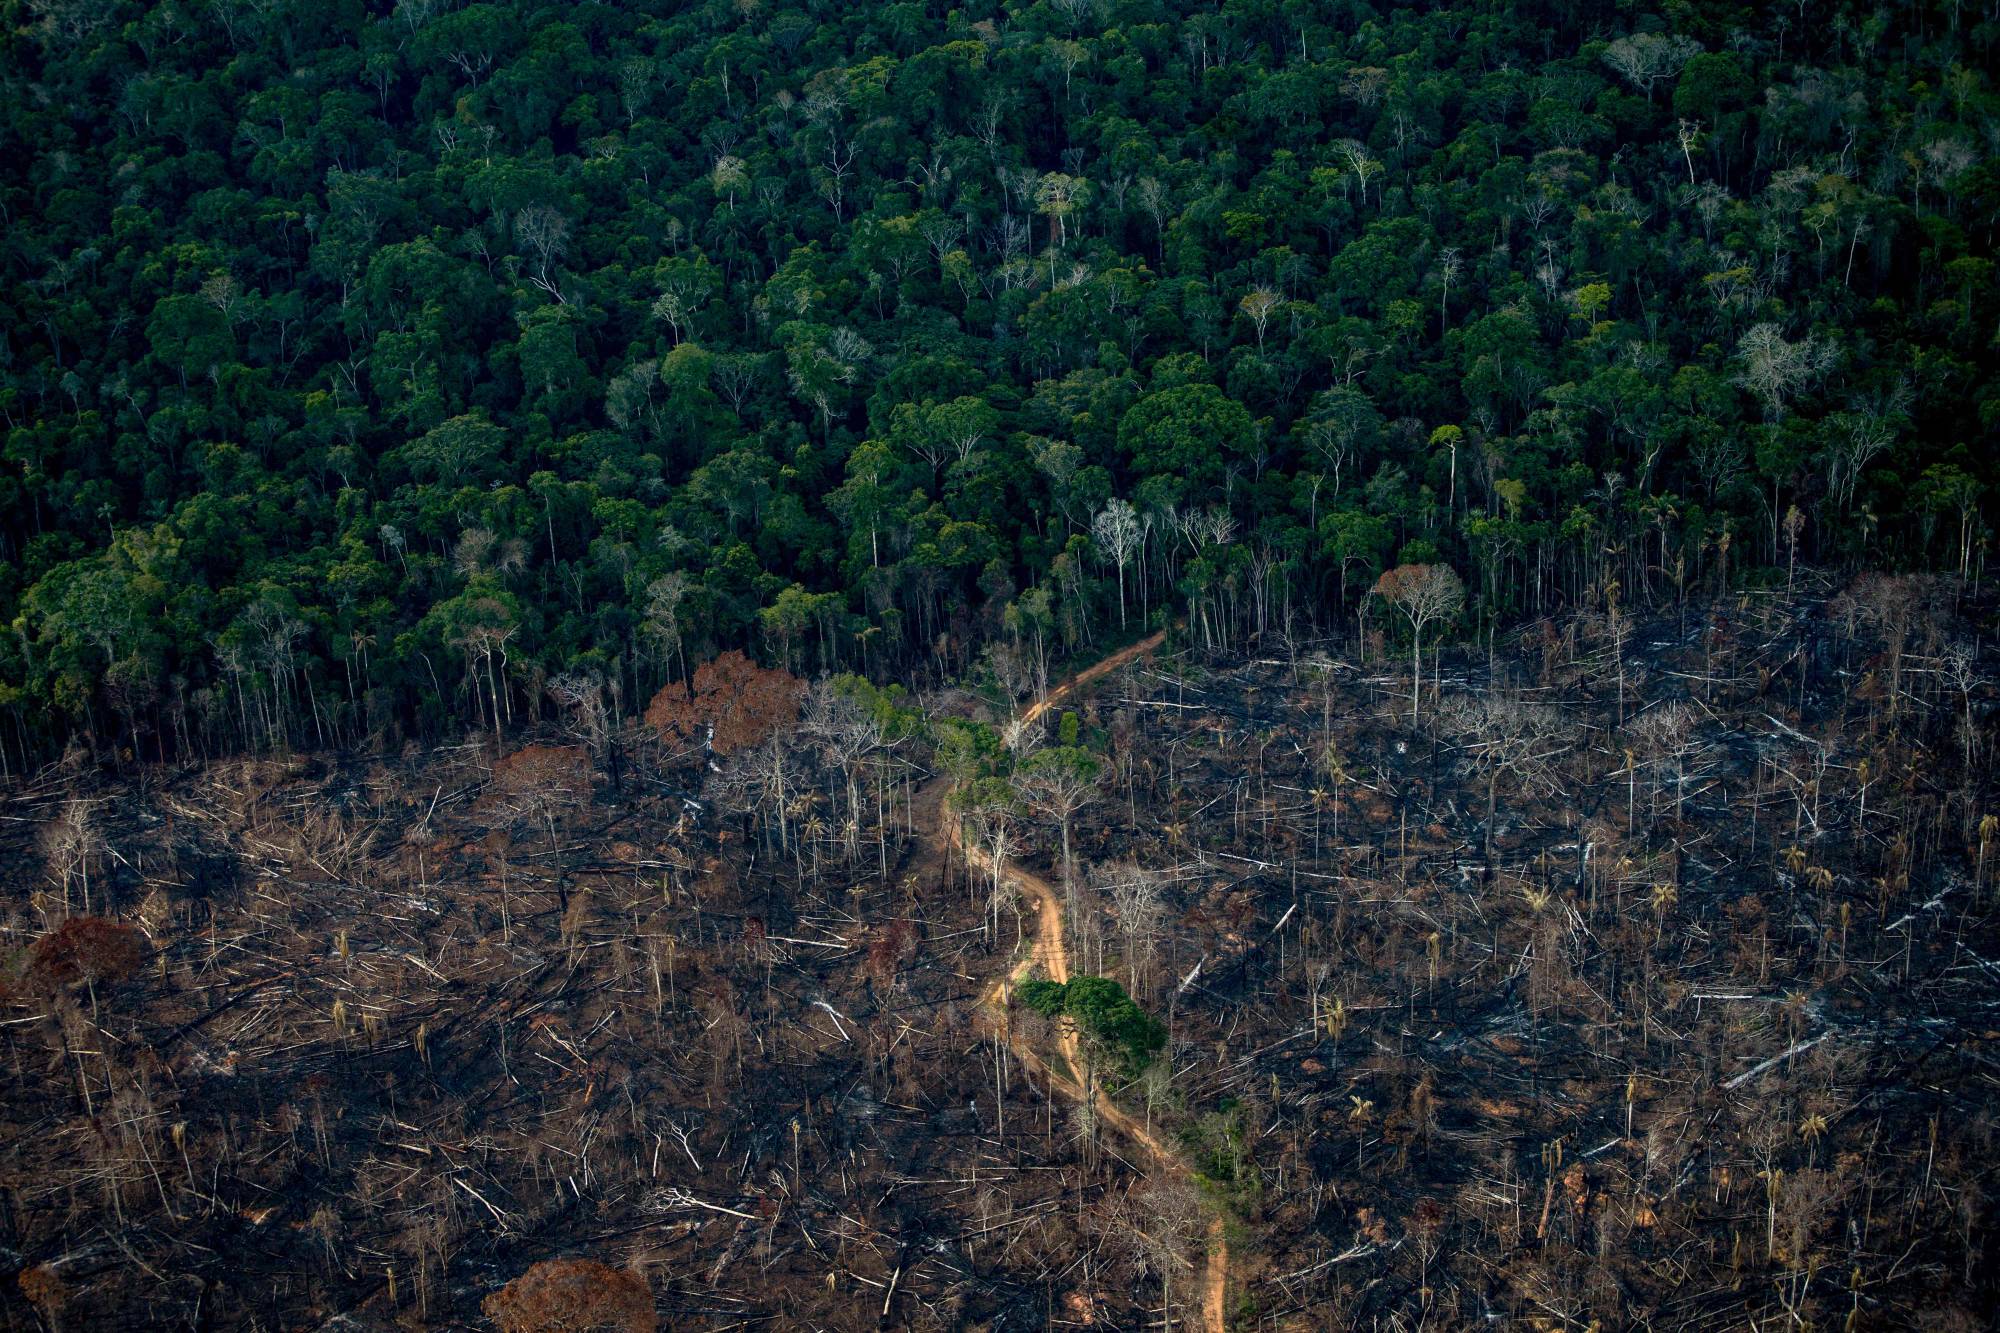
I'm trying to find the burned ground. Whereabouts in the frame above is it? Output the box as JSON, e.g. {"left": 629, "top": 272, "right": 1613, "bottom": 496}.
{"left": 1042, "top": 576, "right": 1999, "bottom": 1328}
{"left": 1, "top": 572, "right": 1996, "bottom": 1329}
{"left": 0, "top": 699, "right": 1158, "bottom": 1329}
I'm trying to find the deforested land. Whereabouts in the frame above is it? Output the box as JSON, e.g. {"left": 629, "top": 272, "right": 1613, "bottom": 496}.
{"left": 2, "top": 0, "right": 1998, "bottom": 1328}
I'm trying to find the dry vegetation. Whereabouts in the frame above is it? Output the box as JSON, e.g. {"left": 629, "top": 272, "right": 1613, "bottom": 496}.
{"left": 1068, "top": 572, "right": 1998, "bottom": 1328}
{"left": 1, "top": 572, "right": 1995, "bottom": 1330}
{"left": 0, "top": 653, "right": 1175, "bottom": 1329}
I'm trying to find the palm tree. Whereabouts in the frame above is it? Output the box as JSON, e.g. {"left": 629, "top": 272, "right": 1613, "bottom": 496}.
{"left": 1347, "top": 1095, "right": 1375, "bottom": 1169}
{"left": 1648, "top": 882, "right": 1677, "bottom": 947}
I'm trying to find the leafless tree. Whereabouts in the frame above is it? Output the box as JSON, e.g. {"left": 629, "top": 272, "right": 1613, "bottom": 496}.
{"left": 545, "top": 671, "right": 610, "bottom": 752}
{"left": 952, "top": 781, "right": 1019, "bottom": 943}
{"left": 640, "top": 572, "right": 688, "bottom": 684}
{"left": 1435, "top": 246, "right": 1463, "bottom": 338}
{"left": 488, "top": 744, "right": 592, "bottom": 912}
{"left": 1626, "top": 701, "right": 1702, "bottom": 826}
{"left": 1941, "top": 640, "right": 1983, "bottom": 774}
{"left": 1111, "top": 1174, "right": 1205, "bottom": 1328}
{"left": 1097, "top": 861, "right": 1167, "bottom": 1002}
{"left": 1135, "top": 175, "right": 1170, "bottom": 253}
{"left": 710, "top": 353, "right": 761, "bottom": 418}
{"left": 617, "top": 56, "right": 656, "bottom": 125}
{"left": 1331, "top": 138, "right": 1383, "bottom": 205}
{"left": 801, "top": 680, "right": 885, "bottom": 864}
{"left": 41, "top": 798, "right": 103, "bottom": 915}
{"left": 1735, "top": 322, "right": 1835, "bottom": 420}
{"left": 1092, "top": 498, "right": 1143, "bottom": 629}
{"left": 1601, "top": 32, "right": 1700, "bottom": 102}
{"left": 1049, "top": 0, "right": 1099, "bottom": 31}
{"left": 1840, "top": 573, "right": 1934, "bottom": 720}
{"left": 1824, "top": 381, "right": 1911, "bottom": 516}
{"left": 512, "top": 204, "right": 571, "bottom": 304}
{"left": 1441, "top": 695, "right": 1572, "bottom": 859}
{"left": 1371, "top": 563, "right": 1465, "bottom": 722}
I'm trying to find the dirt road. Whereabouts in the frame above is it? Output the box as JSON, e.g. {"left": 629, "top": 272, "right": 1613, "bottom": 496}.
{"left": 1017, "top": 628, "right": 1168, "bottom": 730}
{"left": 942, "top": 629, "right": 1231, "bottom": 1331}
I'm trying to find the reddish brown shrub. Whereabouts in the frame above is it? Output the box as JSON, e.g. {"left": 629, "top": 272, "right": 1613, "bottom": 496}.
{"left": 481, "top": 1258, "right": 655, "bottom": 1333}
{"left": 18, "top": 1264, "right": 69, "bottom": 1320}
{"left": 644, "top": 651, "right": 802, "bottom": 756}
{"left": 866, "top": 919, "right": 919, "bottom": 987}
{"left": 491, "top": 744, "right": 592, "bottom": 797}
{"left": 27, "top": 917, "right": 143, "bottom": 992}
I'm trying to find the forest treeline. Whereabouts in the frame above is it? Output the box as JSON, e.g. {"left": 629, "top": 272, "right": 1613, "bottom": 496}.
{"left": 1, "top": 0, "right": 1996, "bottom": 767}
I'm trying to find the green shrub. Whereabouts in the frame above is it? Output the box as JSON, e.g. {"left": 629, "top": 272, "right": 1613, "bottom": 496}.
{"left": 1016, "top": 977, "right": 1067, "bottom": 1017}
{"left": 1011, "top": 974, "right": 1165, "bottom": 1076}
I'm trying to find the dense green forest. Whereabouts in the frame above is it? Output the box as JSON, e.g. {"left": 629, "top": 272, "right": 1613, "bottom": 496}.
{"left": 1, "top": 0, "right": 1995, "bottom": 767}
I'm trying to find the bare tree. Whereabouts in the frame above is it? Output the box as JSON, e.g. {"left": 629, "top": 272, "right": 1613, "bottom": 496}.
{"left": 954, "top": 778, "right": 1019, "bottom": 943}
{"left": 1371, "top": 564, "right": 1465, "bottom": 723}
{"left": 1091, "top": 498, "right": 1143, "bottom": 629}
{"left": 1096, "top": 861, "right": 1166, "bottom": 1002}
{"left": 1601, "top": 32, "right": 1701, "bottom": 102}
{"left": 1941, "top": 641, "right": 1983, "bottom": 774}
{"left": 1626, "top": 701, "right": 1702, "bottom": 827}
{"left": 512, "top": 204, "right": 571, "bottom": 304}
{"left": 1018, "top": 747, "right": 1101, "bottom": 891}
{"left": 1111, "top": 1174, "right": 1205, "bottom": 1329}
{"left": 1824, "top": 381, "right": 1911, "bottom": 516}
{"left": 1435, "top": 246, "right": 1463, "bottom": 337}
{"left": 640, "top": 572, "right": 688, "bottom": 683}
{"left": 488, "top": 744, "right": 591, "bottom": 913}
{"left": 1135, "top": 175, "right": 1170, "bottom": 254}
{"left": 801, "top": 679, "right": 886, "bottom": 864}
{"left": 545, "top": 671, "right": 610, "bottom": 753}
{"left": 447, "top": 595, "right": 517, "bottom": 747}
{"left": 1735, "top": 322, "right": 1835, "bottom": 420}
{"left": 41, "top": 798, "right": 102, "bottom": 915}
{"left": 1305, "top": 386, "right": 1380, "bottom": 501}
{"left": 1840, "top": 574, "right": 1933, "bottom": 720}
{"left": 1331, "top": 138, "right": 1383, "bottom": 205}
{"left": 1049, "top": 0, "right": 1099, "bottom": 32}
{"left": 616, "top": 56, "right": 656, "bottom": 125}
{"left": 1441, "top": 695, "right": 1571, "bottom": 859}
{"left": 709, "top": 352, "right": 760, "bottom": 418}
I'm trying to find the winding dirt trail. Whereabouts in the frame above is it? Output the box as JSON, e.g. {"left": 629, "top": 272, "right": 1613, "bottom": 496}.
{"left": 1016, "top": 628, "right": 1169, "bottom": 730}
{"left": 941, "top": 630, "right": 1232, "bottom": 1330}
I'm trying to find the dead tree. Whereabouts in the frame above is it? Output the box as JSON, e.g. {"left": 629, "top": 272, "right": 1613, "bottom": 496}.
{"left": 1440, "top": 695, "right": 1571, "bottom": 860}
{"left": 800, "top": 679, "right": 883, "bottom": 865}
{"left": 40, "top": 799, "right": 103, "bottom": 916}
{"left": 952, "top": 777, "right": 1020, "bottom": 944}
{"left": 1371, "top": 563, "right": 1465, "bottom": 723}
{"left": 1017, "top": 746, "right": 1102, "bottom": 891}
{"left": 1839, "top": 574, "right": 1935, "bottom": 721}
{"left": 1111, "top": 1173, "right": 1205, "bottom": 1329}
{"left": 489, "top": 744, "right": 592, "bottom": 912}
{"left": 1626, "top": 702, "right": 1700, "bottom": 828}
{"left": 545, "top": 670, "right": 611, "bottom": 752}
{"left": 1095, "top": 861, "right": 1167, "bottom": 1003}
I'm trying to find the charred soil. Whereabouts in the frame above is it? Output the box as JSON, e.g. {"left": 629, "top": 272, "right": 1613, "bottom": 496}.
{"left": 3, "top": 576, "right": 1998, "bottom": 1330}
